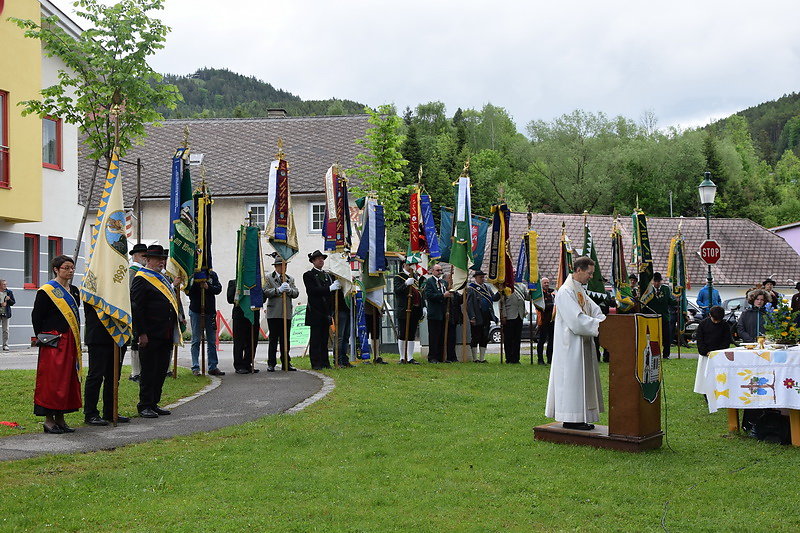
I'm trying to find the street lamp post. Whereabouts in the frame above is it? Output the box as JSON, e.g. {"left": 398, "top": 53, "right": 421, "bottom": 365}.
{"left": 698, "top": 171, "right": 718, "bottom": 300}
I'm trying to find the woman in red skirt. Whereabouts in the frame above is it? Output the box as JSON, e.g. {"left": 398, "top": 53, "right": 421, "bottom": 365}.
{"left": 31, "top": 255, "right": 82, "bottom": 434}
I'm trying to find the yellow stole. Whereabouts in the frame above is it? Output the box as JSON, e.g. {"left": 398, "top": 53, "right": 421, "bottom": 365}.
{"left": 135, "top": 269, "right": 180, "bottom": 321}
{"left": 40, "top": 281, "right": 82, "bottom": 360}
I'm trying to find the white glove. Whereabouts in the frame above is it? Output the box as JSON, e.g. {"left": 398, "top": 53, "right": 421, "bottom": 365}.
{"left": 329, "top": 280, "right": 342, "bottom": 291}
{"left": 422, "top": 307, "right": 427, "bottom": 319}
{"left": 279, "top": 282, "right": 291, "bottom": 293}
{"left": 405, "top": 277, "right": 415, "bottom": 286}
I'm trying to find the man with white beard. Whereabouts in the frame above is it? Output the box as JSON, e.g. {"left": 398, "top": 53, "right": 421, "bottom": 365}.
{"left": 545, "top": 256, "right": 607, "bottom": 431}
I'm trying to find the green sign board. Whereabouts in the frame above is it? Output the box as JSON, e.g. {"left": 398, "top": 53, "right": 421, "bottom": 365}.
{"left": 290, "top": 305, "right": 310, "bottom": 347}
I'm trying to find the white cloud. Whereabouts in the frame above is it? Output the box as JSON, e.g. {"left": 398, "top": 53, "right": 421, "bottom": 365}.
{"left": 48, "top": 0, "right": 800, "bottom": 130}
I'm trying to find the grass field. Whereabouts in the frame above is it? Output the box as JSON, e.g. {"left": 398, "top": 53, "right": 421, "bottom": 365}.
{"left": 0, "top": 366, "right": 209, "bottom": 435}
{"left": 0, "top": 355, "right": 797, "bottom": 532}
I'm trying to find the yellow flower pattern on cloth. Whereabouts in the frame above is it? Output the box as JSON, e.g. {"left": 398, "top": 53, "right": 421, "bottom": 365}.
{"left": 716, "top": 373, "right": 727, "bottom": 384}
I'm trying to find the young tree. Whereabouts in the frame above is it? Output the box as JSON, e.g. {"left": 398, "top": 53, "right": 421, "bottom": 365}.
{"left": 11, "top": 0, "right": 181, "bottom": 161}
{"left": 350, "top": 105, "right": 409, "bottom": 248}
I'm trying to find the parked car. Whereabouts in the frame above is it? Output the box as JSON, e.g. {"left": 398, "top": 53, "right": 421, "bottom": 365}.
{"left": 723, "top": 297, "right": 747, "bottom": 320}
{"left": 490, "top": 316, "right": 538, "bottom": 344}
{"left": 684, "top": 300, "right": 701, "bottom": 342}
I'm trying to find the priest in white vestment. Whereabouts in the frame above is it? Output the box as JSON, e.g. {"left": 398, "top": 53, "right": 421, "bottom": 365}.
{"left": 545, "top": 256, "right": 607, "bottom": 431}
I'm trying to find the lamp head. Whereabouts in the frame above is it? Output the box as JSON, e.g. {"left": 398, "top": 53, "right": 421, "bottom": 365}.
{"left": 698, "top": 171, "right": 717, "bottom": 206}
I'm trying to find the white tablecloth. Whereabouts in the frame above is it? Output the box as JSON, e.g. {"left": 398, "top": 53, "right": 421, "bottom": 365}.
{"left": 700, "top": 347, "right": 800, "bottom": 412}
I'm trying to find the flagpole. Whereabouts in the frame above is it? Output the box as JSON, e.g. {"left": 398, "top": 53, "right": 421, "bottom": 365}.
{"left": 442, "top": 271, "right": 452, "bottom": 362}
{"left": 334, "top": 286, "right": 340, "bottom": 368}
{"left": 527, "top": 211, "right": 535, "bottom": 365}
{"left": 111, "top": 104, "right": 121, "bottom": 424}
{"left": 372, "top": 308, "right": 379, "bottom": 364}
{"left": 173, "top": 127, "right": 190, "bottom": 380}
{"left": 461, "top": 285, "right": 470, "bottom": 362}
{"left": 248, "top": 211, "right": 258, "bottom": 373}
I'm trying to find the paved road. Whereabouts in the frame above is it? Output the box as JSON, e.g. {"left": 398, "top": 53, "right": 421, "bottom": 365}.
{"left": 0, "top": 345, "right": 329, "bottom": 462}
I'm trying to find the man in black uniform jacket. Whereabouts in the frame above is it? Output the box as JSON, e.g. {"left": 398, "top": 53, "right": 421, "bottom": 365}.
{"left": 394, "top": 258, "right": 425, "bottom": 364}
{"left": 130, "top": 244, "right": 178, "bottom": 418}
{"left": 303, "top": 250, "right": 339, "bottom": 370}
{"left": 83, "top": 304, "right": 130, "bottom": 425}
{"left": 537, "top": 277, "right": 555, "bottom": 365}
{"left": 227, "top": 279, "right": 261, "bottom": 374}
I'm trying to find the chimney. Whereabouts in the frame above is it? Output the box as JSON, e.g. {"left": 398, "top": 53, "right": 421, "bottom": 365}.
{"left": 267, "top": 108, "right": 288, "bottom": 118}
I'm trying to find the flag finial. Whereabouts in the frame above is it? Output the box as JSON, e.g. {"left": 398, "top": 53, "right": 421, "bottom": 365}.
{"left": 182, "top": 126, "right": 190, "bottom": 149}
{"left": 276, "top": 138, "right": 285, "bottom": 160}
{"left": 527, "top": 205, "right": 532, "bottom": 230}
{"left": 417, "top": 166, "right": 423, "bottom": 184}
{"left": 460, "top": 159, "right": 470, "bottom": 177}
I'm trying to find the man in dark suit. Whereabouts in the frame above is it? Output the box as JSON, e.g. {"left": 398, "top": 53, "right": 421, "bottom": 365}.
{"left": 304, "top": 250, "right": 338, "bottom": 370}
{"left": 537, "top": 277, "right": 555, "bottom": 365}
{"left": 83, "top": 304, "right": 130, "bottom": 425}
{"left": 423, "top": 263, "right": 452, "bottom": 363}
{"left": 227, "top": 279, "right": 261, "bottom": 374}
{"left": 394, "top": 258, "right": 425, "bottom": 364}
{"left": 130, "top": 244, "right": 179, "bottom": 418}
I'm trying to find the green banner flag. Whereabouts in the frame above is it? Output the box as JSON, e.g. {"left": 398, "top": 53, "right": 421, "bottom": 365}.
{"left": 235, "top": 225, "right": 263, "bottom": 324}
{"left": 582, "top": 220, "right": 608, "bottom": 305}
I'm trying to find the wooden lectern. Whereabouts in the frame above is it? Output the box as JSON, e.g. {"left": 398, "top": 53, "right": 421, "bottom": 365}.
{"left": 533, "top": 314, "right": 663, "bottom": 452}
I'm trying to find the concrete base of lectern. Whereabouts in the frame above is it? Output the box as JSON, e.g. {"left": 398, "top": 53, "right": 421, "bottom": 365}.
{"left": 533, "top": 422, "right": 663, "bottom": 452}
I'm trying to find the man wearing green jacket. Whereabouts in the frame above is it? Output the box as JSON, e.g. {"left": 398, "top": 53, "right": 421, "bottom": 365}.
{"left": 648, "top": 272, "right": 674, "bottom": 359}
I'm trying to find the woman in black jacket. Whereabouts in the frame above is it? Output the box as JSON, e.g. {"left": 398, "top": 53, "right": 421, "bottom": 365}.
{"left": 737, "top": 290, "right": 769, "bottom": 343}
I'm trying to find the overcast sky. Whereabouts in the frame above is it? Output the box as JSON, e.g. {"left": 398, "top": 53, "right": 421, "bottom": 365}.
{"left": 50, "top": 0, "right": 800, "bottom": 133}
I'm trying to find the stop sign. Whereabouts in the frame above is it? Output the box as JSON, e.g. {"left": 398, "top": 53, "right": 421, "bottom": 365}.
{"left": 699, "top": 240, "right": 721, "bottom": 264}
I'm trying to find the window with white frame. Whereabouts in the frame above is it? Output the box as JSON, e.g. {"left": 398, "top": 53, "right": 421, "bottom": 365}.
{"left": 309, "top": 202, "right": 326, "bottom": 233}
{"left": 247, "top": 204, "right": 267, "bottom": 230}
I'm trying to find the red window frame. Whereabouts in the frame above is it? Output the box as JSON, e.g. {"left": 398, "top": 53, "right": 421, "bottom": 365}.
{"left": 47, "top": 236, "right": 63, "bottom": 268}
{"left": 24, "top": 233, "right": 40, "bottom": 289}
{"left": 42, "top": 116, "right": 63, "bottom": 171}
{"left": 0, "top": 90, "right": 9, "bottom": 187}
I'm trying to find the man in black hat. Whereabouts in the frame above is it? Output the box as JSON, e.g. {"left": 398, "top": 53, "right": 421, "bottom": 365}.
{"left": 467, "top": 270, "right": 500, "bottom": 362}
{"left": 264, "top": 256, "right": 299, "bottom": 371}
{"left": 762, "top": 278, "right": 782, "bottom": 306}
{"left": 127, "top": 243, "right": 148, "bottom": 382}
{"left": 394, "top": 257, "right": 425, "bottom": 364}
{"left": 303, "top": 250, "right": 338, "bottom": 370}
{"left": 130, "top": 244, "right": 179, "bottom": 418}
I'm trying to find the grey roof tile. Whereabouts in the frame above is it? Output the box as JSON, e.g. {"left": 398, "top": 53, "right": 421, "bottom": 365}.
{"left": 79, "top": 115, "right": 371, "bottom": 208}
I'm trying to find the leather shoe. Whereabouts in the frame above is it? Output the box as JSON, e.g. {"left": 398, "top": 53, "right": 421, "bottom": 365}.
{"left": 267, "top": 366, "right": 276, "bottom": 372}
{"left": 129, "top": 374, "right": 140, "bottom": 382}
{"left": 139, "top": 408, "right": 159, "bottom": 418}
{"left": 192, "top": 369, "right": 201, "bottom": 376}
{"left": 59, "top": 423, "right": 75, "bottom": 433}
{"left": 43, "top": 424, "right": 65, "bottom": 434}
{"left": 286, "top": 366, "right": 297, "bottom": 371}
{"left": 235, "top": 368, "right": 250, "bottom": 374}
{"left": 208, "top": 368, "right": 225, "bottom": 376}
{"left": 106, "top": 415, "right": 131, "bottom": 423}
{"left": 153, "top": 406, "right": 171, "bottom": 416}
{"left": 86, "top": 416, "right": 109, "bottom": 426}
{"left": 251, "top": 368, "right": 260, "bottom": 373}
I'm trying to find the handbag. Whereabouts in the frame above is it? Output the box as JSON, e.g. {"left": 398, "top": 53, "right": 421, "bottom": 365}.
{"left": 35, "top": 333, "right": 61, "bottom": 348}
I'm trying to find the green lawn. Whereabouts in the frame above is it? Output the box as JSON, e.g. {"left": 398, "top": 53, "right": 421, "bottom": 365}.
{"left": 0, "top": 355, "right": 797, "bottom": 532}
{"left": 0, "top": 366, "right": 209, "bottom": 435}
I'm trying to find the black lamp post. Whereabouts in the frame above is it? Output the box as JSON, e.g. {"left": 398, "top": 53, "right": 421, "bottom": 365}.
{"left": 698, "top": 171, "right": 718, "bottom": 291}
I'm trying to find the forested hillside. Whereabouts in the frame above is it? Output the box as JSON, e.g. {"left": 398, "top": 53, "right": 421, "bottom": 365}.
{"left": 708, "top": 92, "right": 800, "bottom": 164}
{"left": 162, "top": 68, "right": 366, "bottom": 118}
